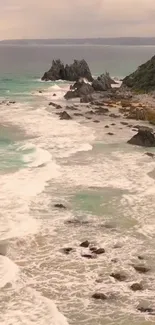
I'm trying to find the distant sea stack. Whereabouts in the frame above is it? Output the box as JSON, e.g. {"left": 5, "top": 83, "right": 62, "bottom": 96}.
{"left": 123, "top": 55, "right": 155, "bottom": 93}
{"left": 41, "top": 59, "right": 93, "bottom": 82}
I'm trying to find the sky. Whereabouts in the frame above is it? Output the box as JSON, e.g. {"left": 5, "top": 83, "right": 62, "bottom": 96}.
{"left": 1, "top": 0, "right": 155, "bottom": 39}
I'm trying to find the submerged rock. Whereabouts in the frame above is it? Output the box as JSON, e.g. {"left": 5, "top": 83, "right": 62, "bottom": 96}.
{"left": 62, "top": 247, "right": 73, "bottom": 255}
{"left": 42, "top": 59, "right": 93, "bottom": 82}
{"left": 54, "top": 204, "right": 66, "bottom": 209}
{"left": 130, "top": 283, "right": 143, "bottom": 291}
{"left": 60, "top": 111, "right": 72, "bottom": 120}
{"left": 128, "top": 128, "right": 155, "bottom": 147}
{"left": 145, "top": 152, "right": 155, "bottom": 158}
{"left": 110, "top": 272, "right": 127, "bottom": 281}
{"left": 81, "top": 254, "right": 97, "bottom": 259}
{"left": 92, "top": 293, "right": 107, "bottom": 300}
{"left": 133, "top": 264, "right": 150, "bottom": 273}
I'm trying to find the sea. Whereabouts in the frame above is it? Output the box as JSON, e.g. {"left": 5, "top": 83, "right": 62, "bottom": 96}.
{"left": 0, "top": 44, "right": 155, "bottom": 325}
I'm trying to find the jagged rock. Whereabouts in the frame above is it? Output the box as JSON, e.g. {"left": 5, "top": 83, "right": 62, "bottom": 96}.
{"left": 92, "top": 293, "right": 107, "bottom": 300}
{"left": 42, "top": 59, "right": 93, "bottom": 82}
{"left": 92, "top": 72, "right": 112, "bottom": 91}
{"left": 49, "top": 102, "right": 62, "bottom": 109}
{"left": 80, "top": 240, "right": 90, "bottom": 248}
{"left": 133, "top": 264, "right": 150, "bottom": 273}
{"left": 130, "top": 283, "right": 143, "bottom": 291}
{"left": 54, "top": 204, "right": 66, "bottom": 209}
{"left": 60, "top": 111, "right": 72, "bottom": 120}
{"left": 64, "top": 80, "right": 94, "bottom": 100}
{"left": 128, "top": 128, "right": 155, "bottom": 147}
{"left": 123, "top": 55, "right": 155, "bottom": 92}
{"left": 95, "top": 107, "right": 109, "bottom": 114}
{"left": 110, "top": 272, "right": 127, "bottom": 281}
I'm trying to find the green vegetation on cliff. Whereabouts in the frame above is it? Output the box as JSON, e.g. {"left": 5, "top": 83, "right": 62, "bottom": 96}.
{"left": 123, "top": 55, "right": 155, "bottom": 92}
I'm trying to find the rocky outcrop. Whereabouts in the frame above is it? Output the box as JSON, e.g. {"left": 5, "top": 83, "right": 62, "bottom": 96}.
{"left": 130, "top": 283, "right": 143, "bottom": 291}
{"left": 60, "top": 111, "right": 72, "bottom": 120}
{"left": 92, "top": 72, "right": 112, "bottom": 91}
{"left": 110, "top": 272, "right": 127, "bottom": 281}
{"left": 128, "top": 128, "right": 155, "bottom": 147}
{"left": 92, "top": 293, "right": 107, "bottom": 300}
{"left": 64, "top": 80, "right": 94, "bottom": 100}
{"left": 42, "top": 59, "right": 93, "bottom": 82}
{"left": 122, "top": 55, "right": 155, "bottom": 92}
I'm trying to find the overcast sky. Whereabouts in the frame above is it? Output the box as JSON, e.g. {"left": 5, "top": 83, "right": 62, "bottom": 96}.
{"left": 1, "top": 0, "right": 155, "bottom": 39}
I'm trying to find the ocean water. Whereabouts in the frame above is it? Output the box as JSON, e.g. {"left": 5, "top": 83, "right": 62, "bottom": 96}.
{"left": 0, "top": 44, "right": 155, "bottom": 325}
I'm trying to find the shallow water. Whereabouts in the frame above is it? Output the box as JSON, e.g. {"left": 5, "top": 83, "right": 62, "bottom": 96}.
{"left": 1, "top": 45, "right": 155, "bottom": 325}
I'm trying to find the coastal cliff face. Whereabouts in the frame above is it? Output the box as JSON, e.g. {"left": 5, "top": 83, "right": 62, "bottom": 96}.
{"left": 123, "top": 55, "right": 155, "bottom": 92}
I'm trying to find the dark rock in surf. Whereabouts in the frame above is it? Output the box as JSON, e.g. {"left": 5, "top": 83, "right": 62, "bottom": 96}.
{"left": 128, "top": 129, "right": 155, "bottom": 147}
{"left": 107, "top": 132, "right": 114, "bottom": 135}
{"left": 92, "top": 293, "right": 107, "bottom": 300}
{"left": 92, "top": 248, "right": 105, "bottom": 254}
{"left": 81, "top": 254, "right": 97, "bottom": 259}
{"left": 80, "top": 240, "right": 90, "bottom": 248}
{"left": 0, "top": 240, "right": 8, "bottom": 256}
{"left": 60, "top": 111, "right": 72, "bottom": 120}
{"left": 145, "top": 152, "right": 155, "bottom": 158}
{"left": 130, "top": 283, "right": 143, "bottom": 291}
{"left": 105, "top": 125, "right": 109, "bottom": 128}
{"left": 137, "top": 306, "right": 155, "bottom": 314}
{"left": 64, "top": 80, "right": 94, "bottom": 100}
{"left": 132, "top": 264, "right": 150, "bottom": 273}
{"left": 53, "top": 93, "right": 56, "bottom": 96}
{"left": 62, "top": 247, "right": 73, "bottom": 255}
{"left": 54, "top": 204, "right": 66, "bottom": 209}
{"left": 93, "top": 120, "right": 100, "bottom": 123}
{"left": 109, "top": 113, "right": 120, "bottom": 118}
{"left": 49, "top": 102, "right": 62, "bottom": 109}
{"left": 42, "top": 59, "right": 93, "bottom": 82}
{"left": 110, "top": 272, "right": 127, "bottom": 281}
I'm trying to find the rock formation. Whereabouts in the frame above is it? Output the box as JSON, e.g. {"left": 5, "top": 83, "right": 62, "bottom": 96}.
{"left": 42, "top": 59, "right": 93, "bottom": 82}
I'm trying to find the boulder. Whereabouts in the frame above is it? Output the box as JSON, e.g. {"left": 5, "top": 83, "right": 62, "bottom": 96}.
{"left": 60, "top": 111, "right": 72, "bottom": 120}
{"left": 128, "top": 128, "right": 155, "bottom": 147}
{"left": 137, "top": 305, "right": 155, "bottom": 314}
{"left": 80, "top": 240, "right": 90, "bottom": 248}
{"left": 42, "top": 59, "right": 93, "bottom": 82}
{"left": 122, "top": 55, "right": 155, "bottom": 92}
{"left": 49, "top": 102, "right": 62, "bottom": 109}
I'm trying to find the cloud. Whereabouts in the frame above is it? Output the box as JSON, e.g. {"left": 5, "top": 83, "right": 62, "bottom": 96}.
{"left": 0, "top": 0, "right": 155, "bottom": 39}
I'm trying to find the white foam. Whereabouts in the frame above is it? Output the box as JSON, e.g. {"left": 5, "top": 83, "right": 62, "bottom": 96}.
{"left": 0, "top": 256, "right": 19, "bottom": 288}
